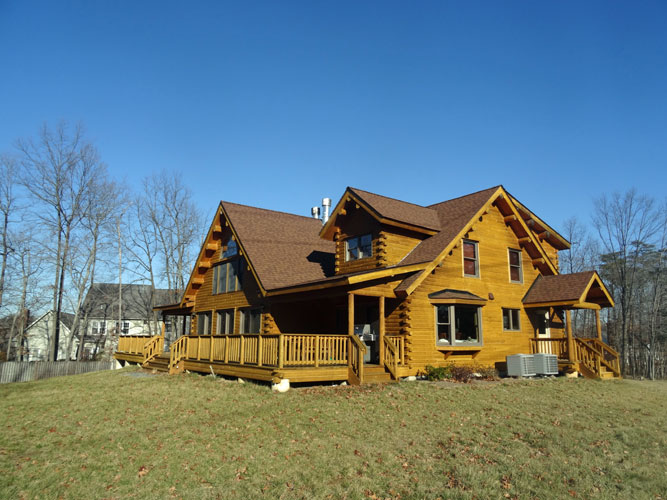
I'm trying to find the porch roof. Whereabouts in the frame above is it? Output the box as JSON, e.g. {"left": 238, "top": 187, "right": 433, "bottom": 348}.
{"left": 522, "top": 271, "right": 614, "bottom": 309}
{"left": 428, "top": 289, "right": 487, "bottom": 305}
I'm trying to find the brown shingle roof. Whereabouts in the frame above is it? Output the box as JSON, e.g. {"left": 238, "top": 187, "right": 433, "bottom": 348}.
{"left": 397, "top": 186, "right": 501, "bottom": 269}
{"left": 522, "top": 271, "right": 598, "bottom": 304}
{"left": 349, "top": 188, "right": 441, "bottom": 231}
{"left": 222, "top": 202, "right": 335, "bottom": 291}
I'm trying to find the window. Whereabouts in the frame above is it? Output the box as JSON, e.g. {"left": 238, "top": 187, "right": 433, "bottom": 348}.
{"left": 114, "top": 321, "right": 130, "bottom": 334}
{"left": 223, "top": 239, "right": 238, "bottom": 259}
{"left": 216, "top": 309, "right": 234, "bottom": 334}
{"left": 197, "top": 312, "right": 212, "bottom": 335}
{"left": 503, "top": 308, "right": 521, "bottom": 331}
{"left": 239, "top": 309, "right": 261, "bottom": 334}
{"left": 463, "top": 240, "right": 479, "bottom": 277}
{"left": 434, "top": 305, "right": 482, "bottom": 345}
{"left": 346, "top": 234, "right": 373, "bottom": 261}
{"left": 212, "top": 258, "right": 244, "bottom": 294}
{"left": 508, "top": 249, "right": 523, "bottom": 283}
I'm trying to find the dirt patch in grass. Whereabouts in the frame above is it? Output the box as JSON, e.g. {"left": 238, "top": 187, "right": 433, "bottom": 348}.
{"left": 1, "top": 367, "right": 665, "bottom": 499}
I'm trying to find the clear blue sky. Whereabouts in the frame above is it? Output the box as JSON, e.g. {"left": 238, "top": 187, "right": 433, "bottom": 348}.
{"left": 1, "top": 1, "right": 665, "bottom": 232}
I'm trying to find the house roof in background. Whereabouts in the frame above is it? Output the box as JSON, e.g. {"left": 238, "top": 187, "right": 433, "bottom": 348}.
{"left": 82, "top": 283, "right": 173, "bottom": 319}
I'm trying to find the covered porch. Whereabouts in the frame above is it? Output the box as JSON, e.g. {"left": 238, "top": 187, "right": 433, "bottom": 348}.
{"left": 524, "top": 271, "right": 621, "bottom": 379}
{"left": 114, "top": 289, "right": 411, "bottom": 385}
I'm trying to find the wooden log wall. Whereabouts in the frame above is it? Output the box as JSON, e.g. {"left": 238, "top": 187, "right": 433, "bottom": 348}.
{"left": 406, "top": 204, "right": 564, "bottom": 370}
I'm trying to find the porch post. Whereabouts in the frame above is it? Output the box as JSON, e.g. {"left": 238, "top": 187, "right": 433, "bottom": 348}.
{"left": 378, "top": 295, "right": 385, "bottom": 365}
{"left": 565, "top": 309, "right": 574, "bottom": 364}
{"left": 595, "top": 309, "right": 602, "bottom": 341}
{"left": 348, "top": 293, "right": 354, "bottom": 336}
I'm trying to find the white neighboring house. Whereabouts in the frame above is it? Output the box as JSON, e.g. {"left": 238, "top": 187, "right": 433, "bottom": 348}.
{"left": 79, "top": 283, "right": 173, "bottom": 358}
{"left": 24, "top": 310, "right": 77, "bottom": 361}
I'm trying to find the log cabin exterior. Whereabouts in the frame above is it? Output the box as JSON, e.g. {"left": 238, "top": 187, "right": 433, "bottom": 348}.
{"left": 115, "top": 186, "right": 620, "bottom": 384}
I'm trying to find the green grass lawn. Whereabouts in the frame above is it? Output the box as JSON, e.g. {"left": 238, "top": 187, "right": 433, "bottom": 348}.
{"left": 1, "top": 368, "right": 665, "bottom": 500}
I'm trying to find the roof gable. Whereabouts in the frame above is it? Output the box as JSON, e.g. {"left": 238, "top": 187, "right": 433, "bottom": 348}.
{"left": 523, "top": 271, "right": 614, "bottom": 308}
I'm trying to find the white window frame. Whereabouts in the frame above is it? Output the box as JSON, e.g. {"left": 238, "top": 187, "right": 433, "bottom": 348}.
{"left": 508, "top": 248, "right": 523, "bottom": 283}
{"left": 462, "top": 240, "right": 479, "bottom": 277}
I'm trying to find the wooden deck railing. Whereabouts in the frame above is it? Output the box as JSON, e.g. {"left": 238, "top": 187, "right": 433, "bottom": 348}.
{"left": 385, "top": 335, "right": 406, "bottom": 365}
{"left": 117, "top": 335, "right": 161, "bottom": 358}
{"left": 578, "top": 338, "right": 621, "bottom": 377}
{"left": 348, "top": 334, "right": 366, "bottom": 385}
{"left": 383, "top": 337, "right": 398, "bottom": 380}
{"left": 573, "top": 338, "right": 603, "bottom": 377}
{"left": 530, "top": 338, "right": 567, "bottom": 358}
{"left": 142, "top": 335, "right": 164, "bottom": 364}
{"left": 169, "top": 335, "right": 188, "bottom": 374}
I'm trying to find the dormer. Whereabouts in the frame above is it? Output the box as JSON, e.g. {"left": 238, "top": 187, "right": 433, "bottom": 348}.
{"left": 320, "top": 188, "right": 440, "bottom": 274}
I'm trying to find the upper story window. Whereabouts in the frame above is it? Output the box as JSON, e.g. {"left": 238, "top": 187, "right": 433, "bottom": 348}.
{"left": 213, "top": 258, "right": 244, "bottom": 294}
{"left": 508, "top": 248, "right": 523, "bottom": 283}
{"left": 346, "top": 234, "right": 373, "bottom": 261}
{"left": 435, "top": 304, "right": 482, "bottom": 345}
{"left": 463, "top": 240, "right": 479, "bottom": 277}
{"left": 223, "top": 239, "right": 238, "bottom": 259}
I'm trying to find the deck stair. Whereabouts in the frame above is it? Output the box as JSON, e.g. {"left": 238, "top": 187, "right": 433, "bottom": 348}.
{"left": 143, "top": 354, "right": 171, "bottom": 373}
{"left": 363, "top": 365, "right": 395, "bottom": 384}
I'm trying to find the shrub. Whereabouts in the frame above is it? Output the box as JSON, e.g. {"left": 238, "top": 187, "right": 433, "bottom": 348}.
{"left": 424, "top": 364, "right": 452, "bottom": 381}
{"left": 424, "top": 363, "right": 499, "bottom": 383}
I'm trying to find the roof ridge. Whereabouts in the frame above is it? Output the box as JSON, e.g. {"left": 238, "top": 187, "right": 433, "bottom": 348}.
{"left": 427, "top": 185, "right": 502, "bottom": 209}
{"left": 221, "top": 200, "right": 321, "bottom": 222}
{"left": 348, "top": 187, "right": 431, "bottom": 210}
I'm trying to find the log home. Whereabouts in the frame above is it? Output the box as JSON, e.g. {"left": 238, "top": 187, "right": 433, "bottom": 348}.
{"left": 115, "top": 186, "right": 620, "bottom": 385}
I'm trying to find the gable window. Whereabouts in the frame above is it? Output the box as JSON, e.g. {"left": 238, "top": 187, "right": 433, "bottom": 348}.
{"left": 197, "top": 312, "right": 212, "bottom": 335}
{"left": 240, "top": 309, "right": 261, "bottom": 334}
{"left": 435, "top": 305, "right": 482, "bottom": 345}
{"left": 502, "top": 308, "right": 521, "bottom": 331}
{"left": 216, "top": 309, "right": 234, "bottom": 334}
{"left": 508, "top": 249, "right": 523, "bottom": 283}
{"left": 463, "top": 240, "right": 479, "bottom": 277}
{"left": 212, "top": 258, "right": 244, "bottom": 294}
{"left": 346, "top": 234, "right": 373, "bottom": 261}
{"left": 223, "top": 239, "right": 238, "bottom": 259}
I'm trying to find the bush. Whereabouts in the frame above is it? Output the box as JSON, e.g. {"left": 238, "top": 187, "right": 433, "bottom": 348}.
{"left": 424, "top": 363, "right": 499, "bottom": 383}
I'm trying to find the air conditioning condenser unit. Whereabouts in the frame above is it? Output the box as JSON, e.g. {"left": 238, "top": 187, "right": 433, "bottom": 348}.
{"left": 506, "top": 354, "right": 536, "bottom": 377}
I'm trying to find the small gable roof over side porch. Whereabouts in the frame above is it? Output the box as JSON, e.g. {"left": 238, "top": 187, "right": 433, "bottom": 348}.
{"left": 522, "top": 271, "right": 614, "bottom": 309}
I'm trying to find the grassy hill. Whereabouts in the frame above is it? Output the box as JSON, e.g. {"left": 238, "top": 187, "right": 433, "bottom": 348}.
{"left": 1, "top": 367, "right": 665, "bottom": 499}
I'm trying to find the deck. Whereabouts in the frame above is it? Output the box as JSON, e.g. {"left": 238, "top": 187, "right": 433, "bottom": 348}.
{"left": 115, "top": 333, "right": 410, "bottom": 385}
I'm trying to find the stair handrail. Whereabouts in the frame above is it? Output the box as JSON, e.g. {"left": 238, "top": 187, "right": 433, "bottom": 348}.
{"left": 573, "top": 338, "right": 605, "bottom": 378}
{"left": 383, "top": 336, "right": 398, "bottom": 380}
{"left": 142, "top": 334, "right": 164, "bottom": 364}
{"left": 580, "top": 338, "right": 621, "bottom": 377}
{"left": 348, "top": 334, "right": 366, "bottom": 385}
{"left": 169, "top": 335, "right": 189, "bottom": 374}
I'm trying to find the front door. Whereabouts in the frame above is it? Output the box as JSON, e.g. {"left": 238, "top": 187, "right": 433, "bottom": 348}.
{"left": 533, "top": 310, "right": 551, "bottom": 353}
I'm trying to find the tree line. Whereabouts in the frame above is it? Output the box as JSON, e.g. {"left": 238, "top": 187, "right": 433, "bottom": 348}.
{"left": 0, "top": 122, "right": 203, "bottom": 361}
{"left": 0, "top": 121, "right": 665, "bottom": 378}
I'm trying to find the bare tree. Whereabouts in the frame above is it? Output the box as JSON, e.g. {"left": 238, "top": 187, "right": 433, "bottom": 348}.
{"left": 16, "top": 122, "right": 107, "bottom": 360}
{"left": 593, "top": 189, "right": 662, "bottom": 374}
{"left": 0, "top": 154, "right": 18, "bottom": 315}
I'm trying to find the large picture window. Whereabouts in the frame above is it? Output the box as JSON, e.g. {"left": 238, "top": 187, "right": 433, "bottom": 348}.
{"left": 212, "top": 258, "right": 244, "bottom": 294}
{"left": 435, "top": 305, "right": 482, "bottom": 345}
{"left": 508, "top": 248, "right": 523, "bottom": 283}
{"left": 346, "top": 234, "right": 373, "bottom": 261}
{"left": 463, "top": 240, "right": 479, "bottom": 277}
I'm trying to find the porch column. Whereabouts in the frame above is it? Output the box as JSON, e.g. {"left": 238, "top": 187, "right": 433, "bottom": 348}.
{"left": 595, "top": 309, "right": 602, "bottom": 341}
{"left": 378, "top": 295, "right": 385, "bottom": 365}
{"left": 348, "top": 293, "right": 354, "bottom": 336}
{"left": 565, "top": 309, "right": 574, "bottom": 364}
{"left": 182, "top": 315, "right": 187, "bottom": 336}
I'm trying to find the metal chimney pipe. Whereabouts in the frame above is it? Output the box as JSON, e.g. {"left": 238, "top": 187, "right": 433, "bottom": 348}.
{"left": 311, "top": 206, "right": 321, "bottom": 219}
{"left": 322, "top": 198, "right": 332, "bottom": 224}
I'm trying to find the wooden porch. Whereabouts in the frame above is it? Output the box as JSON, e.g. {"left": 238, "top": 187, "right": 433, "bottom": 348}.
{"left": 115, "top": 332, "right": 410, "bottom": 385}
